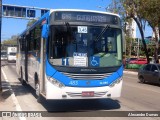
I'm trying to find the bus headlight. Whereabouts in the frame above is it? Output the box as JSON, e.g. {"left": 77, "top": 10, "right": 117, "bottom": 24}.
{"left": 47, "top": 76, "right": 65, "bottom": 88}
{"left": 109, "top": 77, "right": 122, "bottom": 88}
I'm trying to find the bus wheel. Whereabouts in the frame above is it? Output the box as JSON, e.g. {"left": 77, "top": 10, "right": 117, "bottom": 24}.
{"left": 35, "top": 82, "right": 43, "bottom": 103}
{"left": 35, "top": 82, "right": 40, "bottom": 97}
{"left": 35, "top": 75, "right": 42, "bottom": 103}
{"left": 20, "top": 68, "right": 25, "bottom": 85}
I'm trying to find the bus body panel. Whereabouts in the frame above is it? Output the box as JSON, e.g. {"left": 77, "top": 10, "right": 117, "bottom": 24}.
{"left": 27, "top": 51, "right": 41, "bottom": 88}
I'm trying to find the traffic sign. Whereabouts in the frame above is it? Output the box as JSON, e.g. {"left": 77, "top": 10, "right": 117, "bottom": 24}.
{"left": 2, "top": 4, "right": 50, "bottom": 19}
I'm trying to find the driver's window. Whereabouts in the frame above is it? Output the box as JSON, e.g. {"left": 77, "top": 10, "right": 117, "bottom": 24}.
{"left": 145, "top": 64, "right": 151, "bottom": 71}
{"left": 151, "top": 65, "right": 158, "bottom": 72}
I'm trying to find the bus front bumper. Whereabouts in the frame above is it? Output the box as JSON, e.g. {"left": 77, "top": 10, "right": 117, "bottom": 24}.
{"left": 45, "top": 80, "right": 123, "bottom": 100}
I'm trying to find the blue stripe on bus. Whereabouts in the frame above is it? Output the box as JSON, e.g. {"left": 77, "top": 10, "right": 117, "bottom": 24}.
{"left": 46, "top": 60, "right": 57, "bottom": 77}
{"left": 46, "top": 60, "right": 123, "bottom": 87}
{"left": 20, "top": 11, "right": 50, "bottom": 36}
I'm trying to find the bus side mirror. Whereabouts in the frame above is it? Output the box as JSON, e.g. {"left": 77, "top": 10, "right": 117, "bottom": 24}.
{"left": 42, "top": 24, "right": 48, "bottom": 39}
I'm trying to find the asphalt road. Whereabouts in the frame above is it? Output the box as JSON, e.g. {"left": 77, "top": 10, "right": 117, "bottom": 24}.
{"left": 1, "top": 61, "right": 160, "bottom": 120}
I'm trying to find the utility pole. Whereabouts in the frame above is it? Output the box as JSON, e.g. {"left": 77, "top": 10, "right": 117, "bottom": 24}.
{"left": 0, "top": 0, "right": 2, "bottom": 93}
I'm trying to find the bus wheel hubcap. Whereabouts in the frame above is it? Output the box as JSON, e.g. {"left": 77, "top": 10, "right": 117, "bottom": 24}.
{"left": 35, "top": 83, "right": 40, "bottom": 96}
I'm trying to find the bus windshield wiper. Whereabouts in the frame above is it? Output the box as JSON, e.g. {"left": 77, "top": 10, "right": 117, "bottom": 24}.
{"left": 65, "top": 22, "right": 76, "bottom": 44}
{"left": 96, "top": 24, "right": 110, "bottom": 41}
{"left": 65, "top": 22, "right": 72, "bottom": 33}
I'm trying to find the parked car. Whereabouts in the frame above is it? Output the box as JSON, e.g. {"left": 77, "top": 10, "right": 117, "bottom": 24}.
{"left": 126, "top": 58, "right": 137, "bottom": 64}
{"left": 129, "top": 58, "right": 147, "bottom": 64}
{"left": 138, "top": 64, "right": 160, "bottom": 84}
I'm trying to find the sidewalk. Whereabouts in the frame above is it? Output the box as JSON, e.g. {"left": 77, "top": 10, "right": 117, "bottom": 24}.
{"left": 0, "top": 76, "right": 19, "bottom": 120}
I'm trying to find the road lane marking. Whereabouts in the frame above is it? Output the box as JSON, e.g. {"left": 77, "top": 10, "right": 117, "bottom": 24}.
{"left": 1, "top": 68, "right": 26, "bottom": 120}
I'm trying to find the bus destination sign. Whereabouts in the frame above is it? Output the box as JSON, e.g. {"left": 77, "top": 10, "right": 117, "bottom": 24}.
{"left": 53, "top": 11, "right": 119, "bottom": 25}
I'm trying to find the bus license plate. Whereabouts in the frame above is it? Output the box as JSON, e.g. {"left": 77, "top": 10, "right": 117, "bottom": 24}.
{"left": 82, "top": 91, "right": 94, "bottom": 97}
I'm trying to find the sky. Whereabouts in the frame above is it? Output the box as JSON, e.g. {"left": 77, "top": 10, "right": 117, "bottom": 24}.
{"left": 1, "top": 0, "right": 152, "bottom": 41}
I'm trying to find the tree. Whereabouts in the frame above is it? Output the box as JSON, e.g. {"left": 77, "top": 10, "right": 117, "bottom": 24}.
{"left": 116, "top": 0, "right": 160, "bottom": 63}
{"left": 106, "top": 0, "right": 133, "bottom": 58}
{"left": 2, "top": 35, "right": 18, "bottom": 46}
{"left": 139, "top": 0, "right": 160, "bottom": 63}
{"left": 27, "top": 19, "right": 37, "bottom": 28}
{"left": 121, "top": 0, "right": 150, "bottom": 63}
{"left": 106, "top": 0, "right": 150, "bottom": 61}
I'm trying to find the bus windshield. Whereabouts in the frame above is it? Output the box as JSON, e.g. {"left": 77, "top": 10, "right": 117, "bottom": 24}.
{"left": 49, "top": 25, "right": 122, "bottom": 67}
{"left": 9, "top": 53, "right": 16, "bottom": 56}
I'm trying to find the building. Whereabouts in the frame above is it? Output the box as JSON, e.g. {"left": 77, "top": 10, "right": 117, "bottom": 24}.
{"left": 126, "top": 18, "right": 136, "bottom": 38}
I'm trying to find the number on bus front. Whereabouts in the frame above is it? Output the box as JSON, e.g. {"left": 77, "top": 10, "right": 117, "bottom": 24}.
{"left": 69, "top": 81, "right": 78, "bottom": 85}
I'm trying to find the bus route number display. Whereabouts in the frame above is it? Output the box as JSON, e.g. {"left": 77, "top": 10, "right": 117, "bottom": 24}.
{"left": 78, "top": 26, "right": 88, "bottom": 33}
{"left": 53, "top": 11, "right": 119, "bottom": 25}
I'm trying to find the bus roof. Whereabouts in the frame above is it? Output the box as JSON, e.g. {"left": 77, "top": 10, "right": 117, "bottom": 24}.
{"left": 19, "top": 9, "right": 120, "bottom": 37}
{"left": 50, "top": 9, "right": 120, "bottom": 17}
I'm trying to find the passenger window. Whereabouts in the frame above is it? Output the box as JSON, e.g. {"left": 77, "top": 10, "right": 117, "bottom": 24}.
{"left": 145, "top": 64, "right": 151, "bottom": 71}
{"left": 151, "top": 65, "right": 158, "bottom": 72}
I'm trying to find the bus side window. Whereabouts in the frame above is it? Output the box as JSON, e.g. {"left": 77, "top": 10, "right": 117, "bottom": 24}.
{"left": 29, "top": 30, "right": 35, "bottom": 51}
{"left": 34, "top": 25, "right": 41, "bottom": 50}
{"left": 19, "top": 38, "right": 23, "bottom": 51}
{"left": 21, "top": 37, "right": 25, "bottom": 52}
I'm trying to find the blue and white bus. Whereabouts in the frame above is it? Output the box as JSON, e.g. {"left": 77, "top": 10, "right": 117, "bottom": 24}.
{"left": 16, "top": 9, "right": 124, "bottom": 101}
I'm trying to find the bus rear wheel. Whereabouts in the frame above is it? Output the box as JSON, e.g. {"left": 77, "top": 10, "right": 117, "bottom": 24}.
{"left": 35, "top": 82, "right": 40, "bottom": 97}
{"left": 35, "top": 82, "right": 43, "bottom": 103}
{"left": 35, "top": 75, "right": 43, "bottom": 103}
{"left": 20, "top": 68, "right": 25, "bottom": 85}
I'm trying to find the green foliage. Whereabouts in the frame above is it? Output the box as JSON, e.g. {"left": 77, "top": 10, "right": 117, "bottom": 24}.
{"left": 139, "top": 0, "right": 160, "bottom": 62}
{"left": 1, "top": 38, "right": 17, "bottom": 50}
{"left": 109, "top": 0, "right": 151, "bottom": 62}
{"left": 2, "top": 39, "right": 17, "bottom": 45}
{"left": 2, "top": 35, "right": 18, "bottom": 45}
{"left": 27, "top": 19, "right": 37, "bottom": 28}
{"left": 140, "top": 0, "right": 160, "bottom": 28}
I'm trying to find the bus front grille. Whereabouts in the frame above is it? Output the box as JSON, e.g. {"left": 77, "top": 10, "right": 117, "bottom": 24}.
{"left": 60, "top": 72, "right": 113, "bottom": 80}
